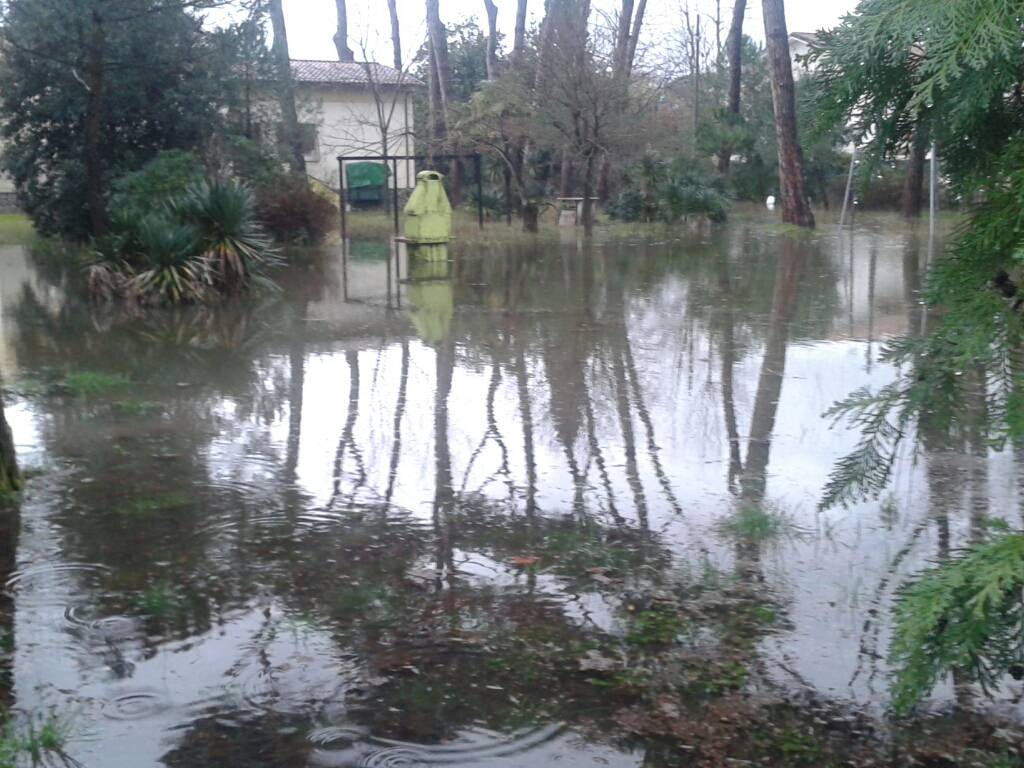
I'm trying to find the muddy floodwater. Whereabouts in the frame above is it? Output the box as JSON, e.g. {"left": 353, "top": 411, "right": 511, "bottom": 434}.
{"left": 0, "top": 214, "right": 1022, "bottom": 766}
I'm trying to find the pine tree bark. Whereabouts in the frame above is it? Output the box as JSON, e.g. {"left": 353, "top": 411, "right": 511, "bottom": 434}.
{"left": 483, "top": 0, "right": 499, "bottom": 79}
{"left": 513, "top": 0, "right": 529, "bottom": 59}
{"left": 624, "top": 0, "right": 647, "bottom": 77}
{"left": 426, "top": 0, "right": 460, "bottom": 202}
{"left": 387, "top": 0, "right": 403, "bottom": 70}
{"left": 613, "top": 0, "right": 635, "bottom": 75}
{"left": 0, "top": 388, "right": 19, "bottom": 494}
{"left": 718, "top": 0, "right": 747, "bottom": 173}
{"left": 334, "top": 0, "right": 354, "bottom": 62}
{"left": 902, "top": 130, "right": 928, "bottom": 219}
{"left": 269, "top": 0, "right": 306, "bottom": 174}
{"left": 762, "top": 0, "right": 814, "bottom": 228}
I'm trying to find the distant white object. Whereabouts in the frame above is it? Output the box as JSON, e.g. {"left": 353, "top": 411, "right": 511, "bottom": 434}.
{"left": 766, "top": 195, "right": 776, "bottom": 210}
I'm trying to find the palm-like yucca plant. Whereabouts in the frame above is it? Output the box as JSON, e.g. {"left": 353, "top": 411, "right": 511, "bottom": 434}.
{"left": 128, "top": 215, "right": 210, "bottom": 305}
{"left": 174, "top": 179, "right": 278, "bottom": 295}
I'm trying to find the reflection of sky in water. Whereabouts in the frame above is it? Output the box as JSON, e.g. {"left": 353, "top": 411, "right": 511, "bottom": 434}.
{"left": 0, "top": 213, "right": 1021, "bottom": 765}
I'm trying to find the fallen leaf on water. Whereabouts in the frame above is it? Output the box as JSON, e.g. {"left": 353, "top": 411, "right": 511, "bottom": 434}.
{"left": 508, "top": 556, "right": 540, "bottom": 567}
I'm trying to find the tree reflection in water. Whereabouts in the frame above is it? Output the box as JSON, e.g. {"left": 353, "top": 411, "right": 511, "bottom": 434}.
{"left": 0, "top": 220, "right": 1018, "bottom": 766}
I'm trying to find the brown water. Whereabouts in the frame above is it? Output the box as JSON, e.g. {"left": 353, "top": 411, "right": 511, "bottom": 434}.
{"left": 0, "top": 215, "right": 1021, "bottom": 766}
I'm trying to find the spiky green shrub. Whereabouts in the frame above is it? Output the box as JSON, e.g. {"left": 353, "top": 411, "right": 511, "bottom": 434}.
{"left": 890, "top": 533, "right": 1024, "bottom": 713}
{"left": 173, "top": 179, "right": 278, "bottom": 294}
{"left": 128, "top": 215, "right": 209, "bottom": 305}
{"left": 87, "top": 178, "right": 277, "bottom": 304}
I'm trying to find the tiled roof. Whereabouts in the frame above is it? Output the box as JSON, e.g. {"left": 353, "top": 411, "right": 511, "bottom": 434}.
{"left": 290, "top": 60, "right": 422, "bottom": 87}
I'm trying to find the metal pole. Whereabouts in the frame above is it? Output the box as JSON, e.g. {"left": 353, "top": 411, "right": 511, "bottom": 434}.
{"left": 923, "top": 142, "right": 938, "bottom": 336}
{"left": 840, "top": 143, "right": 856, "bottom": 227}
{"left": 928, "top": 142, "right": 937, "bottom": 247}
{"left": 338, "top": 157, "right": 348, "bottom": 244}
{"left": 392, "top": 156, "right": 401, "bottom": 289}
{"left": 475, "top": 154, "right": 484, "bottom": 229}
{"left": 391, "top": 156, "right": 400, "bottom": 238}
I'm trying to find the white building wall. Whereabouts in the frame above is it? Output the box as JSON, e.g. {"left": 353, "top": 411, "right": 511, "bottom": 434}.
{"left": 297, "top": 85, "right": 416, "bottom": 191}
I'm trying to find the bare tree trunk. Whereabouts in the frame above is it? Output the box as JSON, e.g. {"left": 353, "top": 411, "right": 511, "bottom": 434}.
{"left": 333, "top": 0, "right": 354, "bottom": 62}
{"left": 717, "top": 0, "right": 747, "bottom": 174}
{"left": 559, "top": 146, "right": 573, "bottom": 197}
{"left": 624, "top": 0, "right": 648, "bottom": 77}
{"left": 613, "top": 0, "right": 635, "bottom": 76}
{"left": 902, "top": 130, "right": 928, "bottom": 219}
{"left": 85, "top": 9, "right": 108, "bottom": 237}
{"left": 387, "top": 0, "right": 403, "bottom": 70}
{"left": 0, "top": 388, "right": 19, "bottom": 494}
{"left": 514, "top": 0, "right": 529, "bottom": 59}
{"left": 694, "top": 21, "right": 701, "bottom": 136}
{"left": 426, "top": 0, "right": 453, "bottom": 118}
{"left": 483, "top": 0, "right": 499, "bottom": 80}
{"left": 714, "top": 0, "right": 722, "bottom": 57}
{"left": 762, "top": 0, "right": 814, "bottom": 228}
{"left": 426, "top": 44, "right": 442, "bottom": 161}
{"left": 269, "top": 0, "right": 306, "bottom": 174}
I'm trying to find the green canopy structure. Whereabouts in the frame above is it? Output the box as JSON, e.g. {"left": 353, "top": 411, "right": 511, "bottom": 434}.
{"left": 345, "top": 162, "right": 388, "bottom": 206}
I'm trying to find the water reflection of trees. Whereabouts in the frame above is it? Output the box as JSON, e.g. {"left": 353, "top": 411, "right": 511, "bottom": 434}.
{"left": 4, "top": 231, "right": 881, "bottom": 767}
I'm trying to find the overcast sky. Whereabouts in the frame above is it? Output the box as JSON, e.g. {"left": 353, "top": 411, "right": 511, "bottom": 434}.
{"left": 283, "top": 0, "right": 861, "bottom": 64}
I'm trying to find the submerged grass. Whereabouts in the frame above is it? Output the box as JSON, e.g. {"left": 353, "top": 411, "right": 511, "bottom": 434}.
{"left": 715, "top": 503, "right": 801, "bottom": 542}
{"left": 133, "top": 583, "right": 186, "bottom": 618}
{"left": 60, "top": 371, "right": 131, "bottom": 397}
{"left": 0, "top": 714, "right": 67, "bottom": 767}
{"left": 110, "top": 400, "right": 163, "bottom": 417}
{"left": 0, "top": 214, "right": 35, "bottom": 246}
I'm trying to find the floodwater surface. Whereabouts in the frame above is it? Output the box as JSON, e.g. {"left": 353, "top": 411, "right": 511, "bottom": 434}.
{"left": 0, "top": 215, "right": 1021, "bottom": 766}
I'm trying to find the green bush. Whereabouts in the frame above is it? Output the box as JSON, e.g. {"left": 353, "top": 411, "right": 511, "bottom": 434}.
{"left": 108, "top": 150, "right": 206, "bottom": 219}
{"left": 608, "top": 154, "right": 730, "bottom": 224}
{"left": 222, "top": 135, "right": 289, "bottom": 189}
